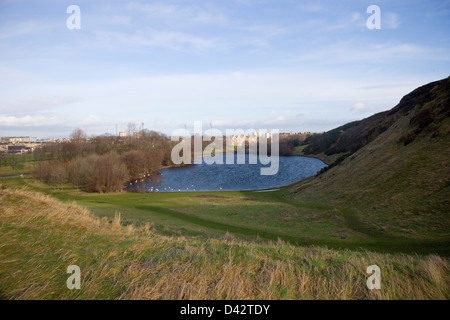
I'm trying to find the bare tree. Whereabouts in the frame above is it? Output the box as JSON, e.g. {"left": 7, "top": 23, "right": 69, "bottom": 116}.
{"left": 70, "top": 128, "right": 87, "bottom": 142}
{"left": 127, "top": 122, "right": 137, "bottom": 137}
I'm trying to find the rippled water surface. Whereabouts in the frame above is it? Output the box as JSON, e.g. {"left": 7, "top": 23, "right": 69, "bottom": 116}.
{"left": 128, "top": 154, "right": 327, "bottom": 192}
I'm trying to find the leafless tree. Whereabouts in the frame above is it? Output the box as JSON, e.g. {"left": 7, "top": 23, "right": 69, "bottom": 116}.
{"left": 127, "top": 122, "right": 137, "bottom": 137}
{"left": 70, "top": 128, "right": 87, "bottom": 142}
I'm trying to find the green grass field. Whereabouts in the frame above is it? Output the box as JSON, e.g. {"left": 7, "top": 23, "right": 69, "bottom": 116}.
{"left": 0, "top": 161, "right": 36, "bottom": 176}
{"left": 1, "top": 174, "right": 448, "bottom": 256}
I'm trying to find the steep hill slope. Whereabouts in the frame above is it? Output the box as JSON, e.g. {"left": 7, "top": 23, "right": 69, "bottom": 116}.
{"left": 288, "top": 77, "right": 450, "bottom": 244}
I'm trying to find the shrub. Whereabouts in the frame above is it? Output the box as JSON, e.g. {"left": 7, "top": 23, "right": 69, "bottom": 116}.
{"left": 34, "top": 161, "right": 68, "bottom": 187}
{"left": 48, "top": 163, "right": 68, "bottom": 187}
{"left": 120, "top": 150, "right": 165, "bottom": 179}
{"left": 34, "top": 161, "right": 53, "bottom": 182}
{"left": 68, "top": 156, "right": 94, "bottom": 188}
{"left": 68, "top": 152, "right": 128, "bottom": 193}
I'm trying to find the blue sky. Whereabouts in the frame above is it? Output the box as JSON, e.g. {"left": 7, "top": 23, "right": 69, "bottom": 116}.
{"left": 0, "top": 0, "right": 449, "bottom": 138}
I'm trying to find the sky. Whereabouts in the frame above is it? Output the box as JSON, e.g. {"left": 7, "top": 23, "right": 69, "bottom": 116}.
{"left": 0, "top": 0, "right": 449, "bottom": 138}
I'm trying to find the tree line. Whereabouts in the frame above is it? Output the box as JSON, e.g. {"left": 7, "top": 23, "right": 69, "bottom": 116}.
{"left": 1, "top": 128, "right": 314, "bottom": 193}
{"left": 33, "top": 129, "right": 176, "bottom": 192}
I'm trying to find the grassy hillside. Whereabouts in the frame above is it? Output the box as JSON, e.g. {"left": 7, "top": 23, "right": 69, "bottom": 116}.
{"left": 285, "top": 77, "right": 450, "bottom": 247}
{"left": 0, "top": 188, "right": 448, "bottom": 300}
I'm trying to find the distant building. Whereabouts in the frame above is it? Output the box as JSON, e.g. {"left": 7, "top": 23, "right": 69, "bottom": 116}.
{"left": 0, "top": 143, "right": 8, "bottom": 152}
{"left": 119, "top": 131, "right": 127, "bottom": 137}
{"left": 0, "top": 136, "right": 37, "bottom": 143}
{"left": 14, "top": 137, "right": 29, "bottom": 143}
{"left": 7, "top": 145, "right": 32, "bottom": 154}
{"left": 232, "top": 135, "right": 245, "bottom": 146}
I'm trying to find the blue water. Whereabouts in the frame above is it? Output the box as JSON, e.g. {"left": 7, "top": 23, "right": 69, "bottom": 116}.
{"left": 127, "top": 154, "right": 326, "bottom": 192}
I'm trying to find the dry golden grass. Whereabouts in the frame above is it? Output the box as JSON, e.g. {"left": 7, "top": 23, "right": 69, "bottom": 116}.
{"left": 0, "top": 188, "right": 448, "bottom": 300}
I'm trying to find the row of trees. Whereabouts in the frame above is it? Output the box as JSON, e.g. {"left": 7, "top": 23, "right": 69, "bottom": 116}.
{"left": 33, "top": 129, "right": 175, "bottom": 192}
{"left": 34, "top": 129, "right": 173, "bottom": 163}
{"left": 35, "top": 153, "right": 129, "bottom": 193}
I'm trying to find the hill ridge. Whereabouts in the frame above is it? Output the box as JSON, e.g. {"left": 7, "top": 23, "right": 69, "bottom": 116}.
{"left": 289, "top": 77, "right": 450, "bottom": 247}
{"left": 302, "top": 76, "right": 450, "bottom": 158}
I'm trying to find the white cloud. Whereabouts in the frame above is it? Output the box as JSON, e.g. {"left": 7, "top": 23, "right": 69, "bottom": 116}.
{"left": 244, "top": 25, "right": 287, "bottom": 37}
{"left": 384, "top": 13, "right": 401, "bottom": 29}
{"left": 298, "top": 4, "right": 323, "bottom": 13}
{"left": 350, "top": 102, "right": 381, "bottom": 114}
{"left": 0, "top": 20, "right": 52, "bottom": 40}
{"left": 206, "top": 114, "right": 350, "bottom": 134}
{"left": 351, "top": 12, "right": 362, "bottom": 22}
{"left": 0, "top": 96, "right": 83, "bottom": 114}
{"left": 351, "top": 102, "right": 367, "bottom": 113}
{"left": 0, "top": 114, "right": 118, "bottom": 138}
{"left": 289, "top": 41, "right": 437, "bottom": 64}
{"left": 0, "top": 115, "right": 63, "bottom": 127}
{"left": 92, "top": 28, "right": 225, "bottom": 52}
{"left": 126, "top": 2, "right": 228, "bottom": 26}
{"left": 0, "top": 114, "right": 105, "bottom": 130}
{"left": 84, "top": 14, "right": 132, "bottom": 27}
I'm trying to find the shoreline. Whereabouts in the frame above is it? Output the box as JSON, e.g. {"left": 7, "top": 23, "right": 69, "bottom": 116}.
{"left": 295, "top": 153, "right": 331, "bottom": 166}
{"left": 125, "top": 153, "right": 328, "bottom": 193}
